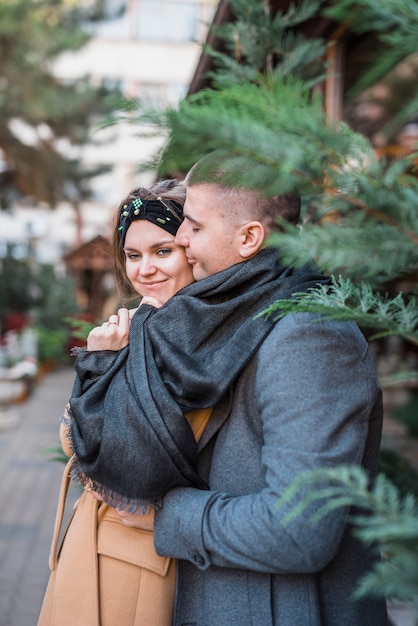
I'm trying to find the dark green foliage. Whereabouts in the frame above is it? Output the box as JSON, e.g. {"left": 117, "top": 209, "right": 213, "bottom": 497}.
{"left": 276, "top": 465, "right": 418, "bottom": 602}
{"left": 379, "top": 449, "right": 418, "bottom": 497}
{"left": 259, "top": 276, "right": 418, "bottom": 345}
{"left": 324, "top": 0, "right": 418, "bottom": 100}
{"left": 64, "top": 317, "right": 97, "bottom": 343}
{"left": 0, "top": 254, "right": 76, "bottom": 329}
{"left": 393, "top": 394, "right": 418, "bottom": 438}
{"left": 0, "top": 255, "right": 41, "bottom": 326}
{"left": 159, "top": 78, "right": 351, "bottom": 184}
{"left": 206, "top": 0, "right": 325, "bottom": 86}
{"left": 0, "top": 254, "right": 77, "bottom": 363}
{"left": 35, "top": 325, "right": 72, "bottom": 365}
{"left": 43, "top": 445, "right": 70, "bottom": 465}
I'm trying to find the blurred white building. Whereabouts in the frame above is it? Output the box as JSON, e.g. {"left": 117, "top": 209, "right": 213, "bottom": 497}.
{"left": 0, "top": 0, "right": 217, "bottom": 266}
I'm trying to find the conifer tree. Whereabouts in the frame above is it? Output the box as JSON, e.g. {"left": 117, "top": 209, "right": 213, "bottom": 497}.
{"left": 108, "top": 0, "right": 418, "bottom": 605}
{"left": 146, "top": 0, "right": 418, "bottom": 606}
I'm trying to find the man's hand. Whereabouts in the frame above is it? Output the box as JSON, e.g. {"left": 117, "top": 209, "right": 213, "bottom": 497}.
{"left": 139, "top": 296, "right": 164, "bottom": 309}
{"left": 117, "top": 507, "right": 155, "bottom": 531}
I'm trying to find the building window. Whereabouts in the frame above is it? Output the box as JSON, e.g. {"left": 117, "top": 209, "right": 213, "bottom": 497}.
{"left": 137, "top": 1, "right": 199, "bottom": 42}
{"left": 87, "top": 0, "right": 214, "bottom": 43}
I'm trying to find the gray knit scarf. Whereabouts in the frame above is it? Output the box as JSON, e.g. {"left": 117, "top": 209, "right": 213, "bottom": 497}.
{"left": 69, "top": 248, "right": 329, "bottom": 511}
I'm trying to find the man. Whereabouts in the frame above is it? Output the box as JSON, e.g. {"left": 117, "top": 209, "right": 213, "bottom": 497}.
{"left": 119, "top": 157, "right": 387, "bottom": 625}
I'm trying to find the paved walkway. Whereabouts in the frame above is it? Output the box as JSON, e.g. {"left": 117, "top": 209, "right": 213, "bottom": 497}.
{"left": 0, "top": 366, "right": 416, "bottom": 626}
{"left": 0, "top": 366, "right": 78, "bottom": 626}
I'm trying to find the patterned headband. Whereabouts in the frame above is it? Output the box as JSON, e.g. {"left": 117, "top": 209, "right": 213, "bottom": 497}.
{"left": 118, "top": 197, "right": 184, "bottom": 247}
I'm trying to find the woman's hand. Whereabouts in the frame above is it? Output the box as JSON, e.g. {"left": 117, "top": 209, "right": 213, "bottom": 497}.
{"left": 90, "top": 489, "right": 155, "bottom": 531}
{"left": 87, "top": 308, "right": 131, "bottom": 351}
{"left": 86, "top": 297, "right": 163, "bottom": 351}
{"left": 117, "top": 507, "right": 155, "bottom": 531}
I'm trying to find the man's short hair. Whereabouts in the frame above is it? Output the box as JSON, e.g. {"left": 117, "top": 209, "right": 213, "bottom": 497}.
{"left": 186, "top": 153, "right": 301, "bottom": 229}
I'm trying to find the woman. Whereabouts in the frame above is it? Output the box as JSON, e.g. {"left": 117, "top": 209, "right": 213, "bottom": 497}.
{"left": 38, "top": 179, "right": 212, "bottom": 626}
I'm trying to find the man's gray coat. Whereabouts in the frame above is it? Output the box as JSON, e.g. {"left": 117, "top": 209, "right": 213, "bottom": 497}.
{"left": 154, "top": 312, "right": 388, "bottom": 625}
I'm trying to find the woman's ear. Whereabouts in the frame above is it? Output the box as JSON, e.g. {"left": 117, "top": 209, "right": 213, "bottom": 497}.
{"left": 238, "top": 221, "right": 265, "bottom": 258}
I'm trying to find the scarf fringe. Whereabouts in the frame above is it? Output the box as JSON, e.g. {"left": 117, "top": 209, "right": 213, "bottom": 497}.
{"left": 60, "top": 404, "right": 74, "bottom": 452}
{"left": 69, "top": 455, "right": 160, "bottom": 514}
{"left": 62, "top": 403, "right": 160, "bottom": 513}
{"left": 70, "top": 346, "right": 86, "bottom": 357}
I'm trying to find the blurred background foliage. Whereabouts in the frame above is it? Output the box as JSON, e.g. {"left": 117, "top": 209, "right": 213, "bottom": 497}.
{"left": 0, "top": 0, "right": 119, "bottom": 210}
{"left": 0, "top": 253, "right": 77, "bottom": 365}
{"left": 0, "top": 0, "right": 121, "bottom": 364}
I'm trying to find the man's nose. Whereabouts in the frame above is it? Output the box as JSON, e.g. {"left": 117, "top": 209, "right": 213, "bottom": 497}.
{"left": 175, "top": 223, "right": 188, "bottom": 247}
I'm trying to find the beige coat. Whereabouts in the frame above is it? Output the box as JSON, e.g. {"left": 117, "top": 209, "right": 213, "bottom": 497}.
{"left": 38, "top": 407, "right": 212, "bottom": 626}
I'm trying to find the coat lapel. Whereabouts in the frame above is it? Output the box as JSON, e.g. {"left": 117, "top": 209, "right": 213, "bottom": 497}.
{"left": 197, "top": 388, "right": 233, "bottom": 453}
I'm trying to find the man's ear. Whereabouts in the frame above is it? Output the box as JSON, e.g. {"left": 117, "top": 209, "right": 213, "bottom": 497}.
{"left": 238, "top": 221, "right": 265, "bottom": 258}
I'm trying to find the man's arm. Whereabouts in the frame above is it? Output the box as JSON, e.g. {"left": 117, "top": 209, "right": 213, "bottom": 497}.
{"left": 152, "top": 314, "right": 382, "bottom": 574}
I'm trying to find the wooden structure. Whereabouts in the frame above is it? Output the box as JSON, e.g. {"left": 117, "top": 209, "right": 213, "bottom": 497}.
{"left": 63, "top": 235, "right": 115, "bottom": 321}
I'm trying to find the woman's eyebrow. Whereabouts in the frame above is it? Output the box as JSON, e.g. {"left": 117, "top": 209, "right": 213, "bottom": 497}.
{"left": 124, "top": 239, "right": 175, "bottom": 252}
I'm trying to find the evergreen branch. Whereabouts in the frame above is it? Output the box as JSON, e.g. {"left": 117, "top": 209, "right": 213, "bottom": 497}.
{"left": 267, "top": 222, "right": 418, "bottom": 285}
{"left": 354, "top": 553, "right": 418, "bottom": 602}
{"left": 63, "top": 316, "right": 97, "bottom": 342}
{"left": 159, "top": 78, "right": 372, "bottom": 188}
{"left": 259, "top": 276, "right": 418, "bottom": 346}
{"left": 275, "top": 465, "right": 418, "bottom": 601}
{"left": 379, "top": 371, "right": 418, "bottom": 388}
{"left": 333, "top": 186, "right": 418, "bottom": 248}
{"left": 378, "top": 82, "right": 418, "bottom": 143}
{"left": 205, "top": 48, "right": 260, "bottom": 86}
{"left": 276, "top": 465, "right": 418, "bottom": 527}
{"left": 276, "top": 0, "right": 322, "bottom": 27}
{"left": 273, "top": 34, "right": 325, "bottom": 82}
{"left": 323, "top": 0, "right": 418, "bottom": 96}
{"left": 323, "top": 0, "right": 418, "bottom": 39}
{"left": 326, "top": 154, "right": 418, "bottom": 227}
{"left": 343, "top": 47, "right": 409, "bottom": 101}
{"left": 208, "top": 0, "right": 324, "bottom": 82}
{"left": 43, "top": 446, "right": 69, "bottom": 465}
